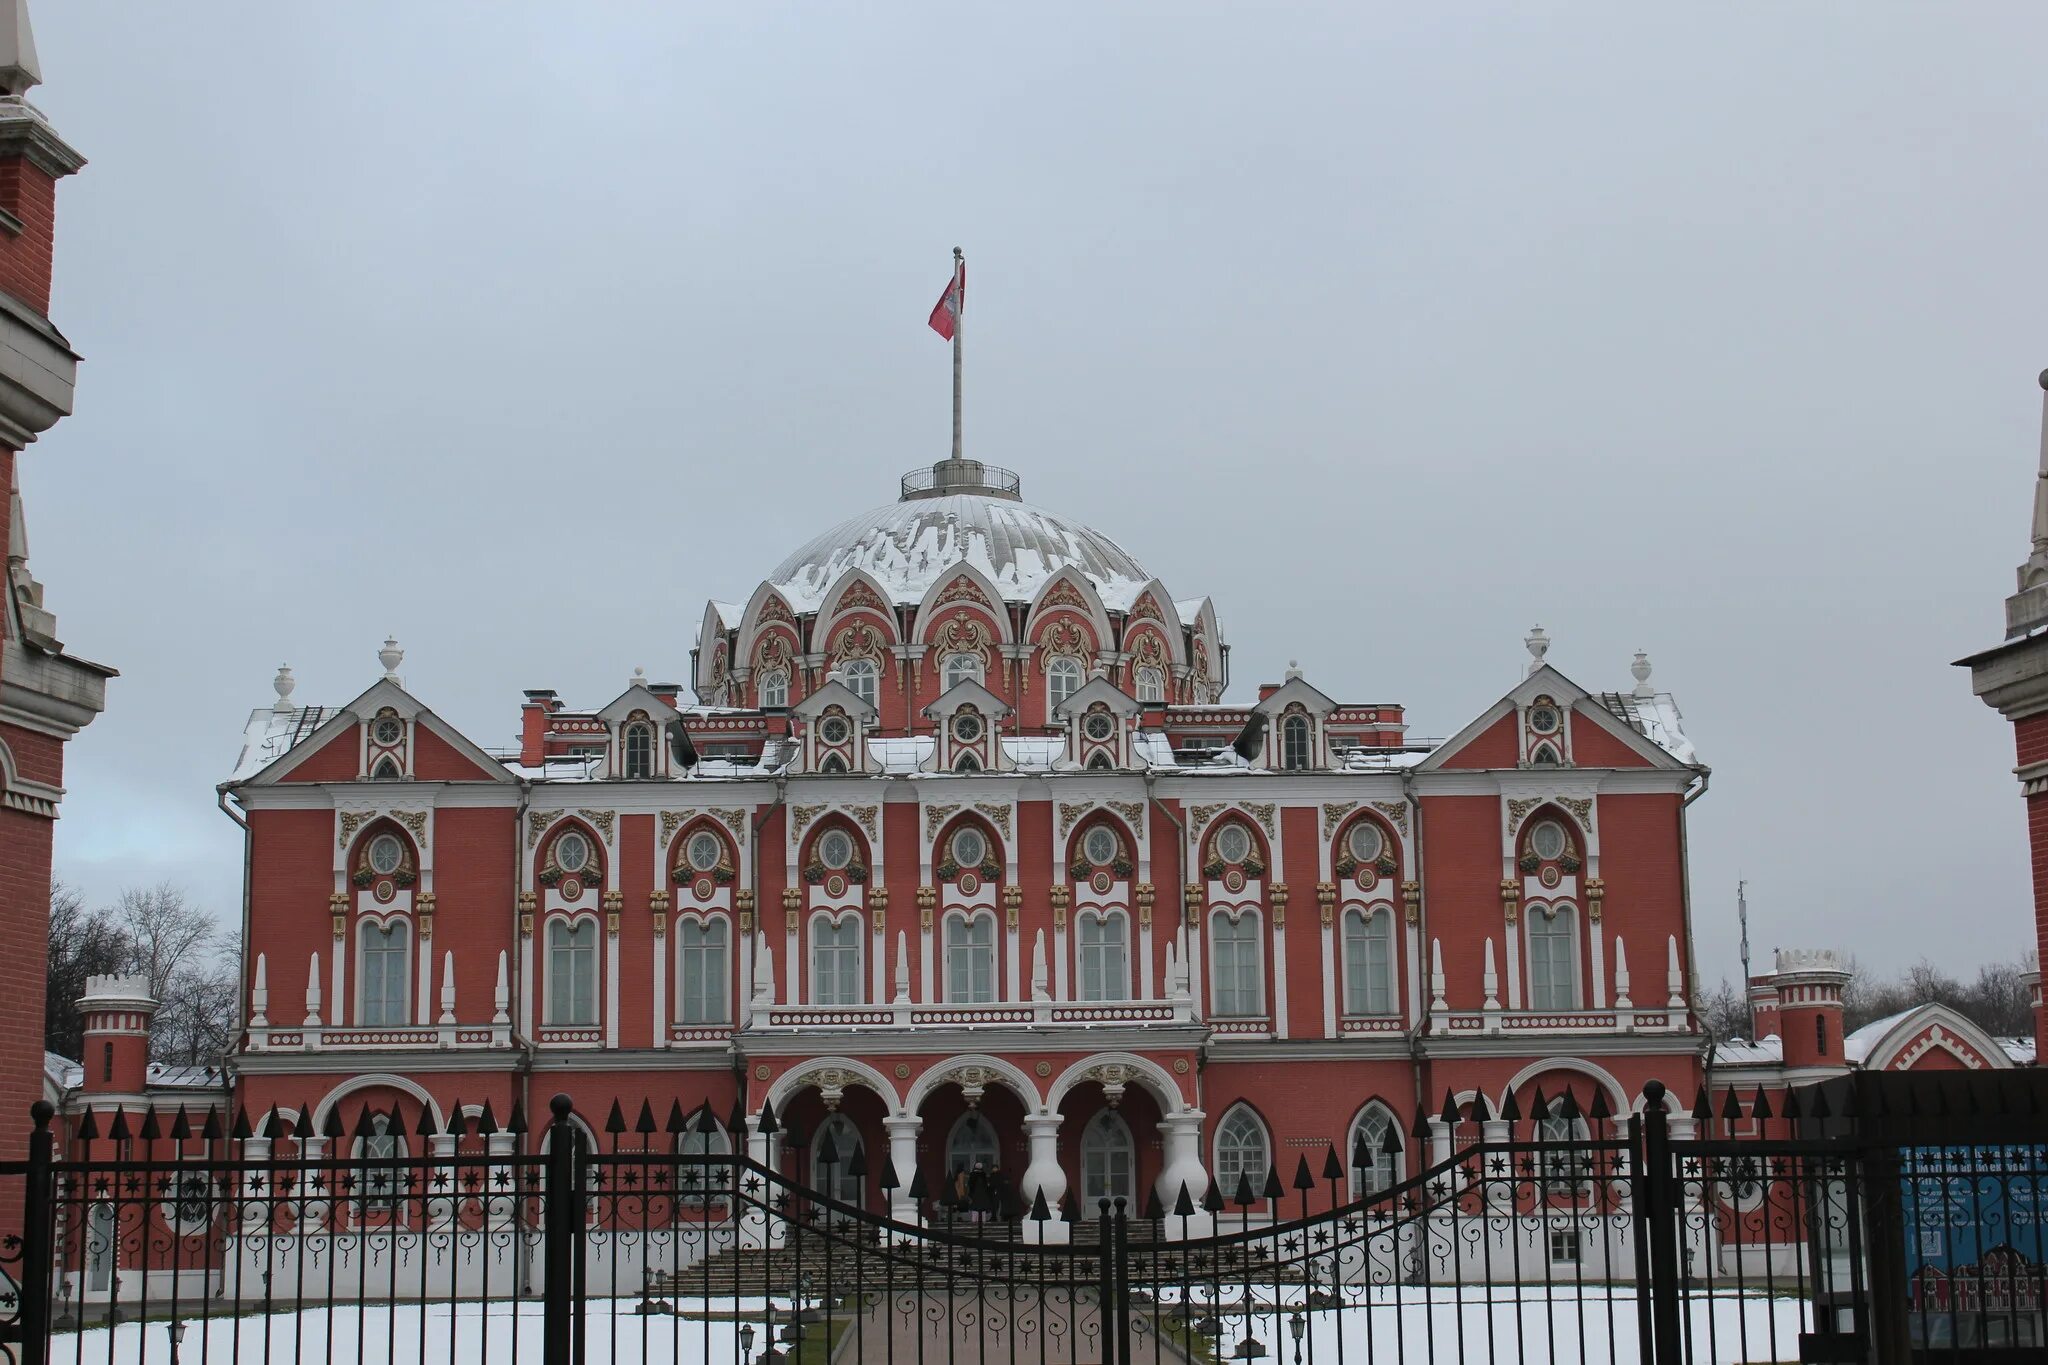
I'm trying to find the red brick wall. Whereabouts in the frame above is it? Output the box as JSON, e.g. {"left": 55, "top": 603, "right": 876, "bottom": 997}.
{"left": 413, "top": 725, "right": 498, "bottom": 781}
{"left": 0, "top": 160, "right": 56, "bottom": 315}
{"left": 2027, "top": 790, "right": 2048, "bottom": 1054}
{"left": 1436, "top": 713, "right": 1517, "bottom": 769}
{"left": 617, "top": 813, "right": 653, "bottom": 1045}
{"left": 1594, "top": 792, "right": 1687, "bottom": 1003}
{"left": 1418, "top": 794, "right": 1503, "bottom": 1010}
{"left": 275, "top": 726, "right": 359, "bottom": 782}
{"left": 1570, "top": 718, "right": 1652, "bottom": 767}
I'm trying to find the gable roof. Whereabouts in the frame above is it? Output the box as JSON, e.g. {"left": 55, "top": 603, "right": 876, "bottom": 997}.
{"left": 227, "top": 677, "right": 516, "bottom": 787}
{"left": 793, "top": 674, "right": 880, "bottom": 724}
{"left": 596, "top": 679, "right": 682, "bottom": 728}
{"left": 1252, "top": 674, "right": 1338, "bottom": 718}
{"left": 1053, "top": 675, "right": 1141, "bottom": 721}
{"left": 921, "top": 678, "right": 1014, "bottom": 720}
{"left": 1417, "top": 663, "right": 1696, "bottom": 773}
{"left": 1845, "top": 1003, "right": 2015, "bottom": 1072}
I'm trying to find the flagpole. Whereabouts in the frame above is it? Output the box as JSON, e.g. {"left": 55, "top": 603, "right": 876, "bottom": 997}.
{"left": 950, "top": 246, "right": 964, "bottom": 462}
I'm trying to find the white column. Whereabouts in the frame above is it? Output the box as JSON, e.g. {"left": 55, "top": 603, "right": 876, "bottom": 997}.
{"left": 1480, "top": 1118, "right": 1513, "bottom": 1214}
{"left": 1155, "top": 1110, "right": 1214, "bottom": 1239}
{"left": 652, "top": 925, "right": 667, "bottom": 1049}
{"left": 1054, "top": 920, "right": 1070, "bottom": 1000}
{"left": 331, "top": 940, "right": 346, "bottom": 1028}
{"left": 1320, "top": 919, "right": 1337, "bottom": 1038}
{"left": 1590, "top": 919, "right": 1608, "bottom": 1009}
{"left": 1405, "top": 921, "right": 1423, "bottom": 1027}
{"left": 1271, "top": 921, "right": 1289, "bottom": 1037}
{"left": 1504, "top": 921, "right": 1523, "bottom": 1010}
{"left": 1005, "top": 922, "right": 1021, "bottom": 1002}
{"left": 884, "top": 1115, "right": 923, "bottom": 1227}
{"left": 737, "top": 930, "right": 754, "bottom": 1030}
{"left": 604, "top": 924, "right": 620, "bottom": 1047}
{"left": 416, "top": 933, "right": 434, "bottom": 1025}
{"left": 921, "top": 926, "right": 936, "bottom": 1005}
{"left": 742, "top": 1114, "right": 782, "bottom": 1248}
{"left": 519, "top": 935, "right": 535, "bottom": 1037}
{"left": 784, "top": 919, "right": 800, "bottom": 1006}
{"left": 870, "top": 921, "right": 886, "bottom": 1004}
{"left": 1020, "top": 1114, "right": 1070, "bottom": 1243}
{"left": 1139, "top": 916, "right": 1154, "bottom": 1000}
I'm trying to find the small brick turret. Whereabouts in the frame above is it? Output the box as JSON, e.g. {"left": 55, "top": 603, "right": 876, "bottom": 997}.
{"left": 1769, "top": 949, "right": 1852, "bottom": 1070}
{"left": 79, "top": 973, "right": 155, "bottom": 1095}
{"left": 1746, "top": 973, "right": 1781, "bottom": 1042}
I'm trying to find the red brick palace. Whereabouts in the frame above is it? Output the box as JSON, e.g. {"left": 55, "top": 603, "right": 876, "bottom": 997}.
{"left": 202, "top": 450, "right": 1722, "bottom": 1237}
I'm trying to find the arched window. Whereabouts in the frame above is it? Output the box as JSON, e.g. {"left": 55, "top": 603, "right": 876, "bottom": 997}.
{"left": 819, "top": 754, "right": 848, "bottom": 774}
{"left": 623, "top": 723, "right": 654, "bottom": 778}
{"left": 359, "top": 920, "right": 410, "bottom": 1026}
{"left": 840, "top": 657, "right": 879, "bottom": 708}
{"left": 954, "top": 752, "right": 981, "bottom": 773}
{"left": 1348, "top": 1104, "right": 1401, "bottom": 1199}
{"left": 371, "top": 755, "right": 402, "bottom": 780}
{"left": 1080, "top": 1110, "right": 1136, "bottom": 1207}
{"left": 547, "top": 919, "right": 598, "bottom": 1025}
{"left": 1214, "top": 1107, "right": 1270, "bottom": 1201}
{"left": 1281, "top": 713, "right": 1313, "bottom": 771}
{"left": 945, "top": 914, "right": 996, "bottom": 1003}
{"left": 1047, "top": 656, "right": 1084, "bottom": 711}
{"left": 1814, "top": 1013, "right": 1829, "bottom": 1058}
{"left": 676, "top": 918, "right": 728, "bottom": 1023}
{"left": 943, "top": 653, "right": 984, "bottom": 690}
{"left": 757, "top": 670, "right": 789, "bottom": 708}
{"left": 678, "top": 1120, "right": 732, "bottom": 1207}
{"left": 1077, "top": 911, "right": 1129, "bottom": 1002}
{"left": 1537, "top": 1112, "right": 1592, "bottom": 1193}
{"left": 1210, "top": 912, "right": 1262, "bottom": 1017}
{"left": 355, "top": 1112, "right": 405, "bottom": 1212}
{"left": 1134, "top": 667, "right": 1165, "bottom": 704}
{"left": 1530, "top": 743, "right": 1560, "bottom": 767}
{"left": 945, "top": 1111, "right": 1000, "bottom": 1186}
{"left": 1342, "top": 908, "right": 1394, "bottom": 1015}
{"left": 1526, "top": 906, "right": 1577, "bottom": 1010}
{"left": 811, "top": 915, "right": 862, "bottom": 1006}
{"left": 1087, "top": 751, "right": 1114, "bottom": 771}
{"left": 811, "top": 1113, "right": 865, "bottom": 1206}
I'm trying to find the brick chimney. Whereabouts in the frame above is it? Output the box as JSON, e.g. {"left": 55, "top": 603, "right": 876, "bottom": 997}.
{"left": 79, "top": 973, "right": 155, "bottom": 1095}
{"left": 1769, "top": 949, "right": 1852, "bottom": 1070}
{"left": 520, "top": 689, "right": 559, "bottom": 766}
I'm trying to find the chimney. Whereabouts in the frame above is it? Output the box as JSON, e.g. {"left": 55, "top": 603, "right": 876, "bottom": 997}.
{"left": 1768, "top": 949, "right": 1852, "bottom": 1070}
{"left": 79, "top": 973, "right": 155, "bottom": 1095}
{"left": 520, "top": 689, "right": 558, "bottom": 766}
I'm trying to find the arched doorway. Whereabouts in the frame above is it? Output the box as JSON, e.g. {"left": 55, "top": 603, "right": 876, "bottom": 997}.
{"left": 810, "top": 1113, "right": 865, "bottom": 1206}
{"left": 947, "top": 1110, "right": 1000, "bottom": 1175}
{"left": 1079, "top": 1109, "right": 1136, "bottom": 1208}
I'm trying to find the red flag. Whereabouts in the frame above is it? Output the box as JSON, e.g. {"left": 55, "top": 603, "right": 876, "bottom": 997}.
{"left": 928, "top": 262, "right": 964, "bottom": 340}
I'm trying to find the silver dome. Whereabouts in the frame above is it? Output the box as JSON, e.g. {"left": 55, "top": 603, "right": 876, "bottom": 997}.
{"left": 766, "top": 493, "right": 1153, "bottom": 612}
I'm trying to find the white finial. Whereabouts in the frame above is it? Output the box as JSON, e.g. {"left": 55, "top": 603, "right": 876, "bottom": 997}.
{"left": 378, "top": 636, "right": 404, "bottom": 682}
{"left": 1613, "top": 936, "right": 1633, "bottom": 1010}
{"left": 894, "top": 931, "right": 911, "bottom": 1004}
{"left": 0, "top": 0, "right": 42, "bottom": 99}
{"left": 1666, "top": 935, "right": 1685, "bottom": 1009}
{"left": 1031, "top": 930, "right": 1049, "bottom": 1001}
{"left": 438, "top": 950, "right": 457, "bottom": 1025}
{"left": 752, "top": 941, "right": 776, "bottom": 1007}
{"left": 1481, "top": 938, "right": 1500, "bottom": 1012}
{"left": 631, "top": 666, "right": 648, "bottom": 690}
{"left": 1429, "top": 939, "right": 1447, "bottom": 1012}
{"left": 272, "top": 665, "right": 297, "bottom": 713}
{"left": 1284, "top": 659, "right": 1302, "bottom": 681}
{"left": 1524, "top": 626, "right": 1549, "bottom": 676}
{"left": 303, "top": 951, "right": 323, "bottom": 1028}
{"left": 249, "top": 953, "right": 270, "bottom": 1029}
{"left": 1631, "top": 651, "right": 1654, "bottom": 698}
{"left": 493, "top": 951, "right": 510, "bottom": 1026}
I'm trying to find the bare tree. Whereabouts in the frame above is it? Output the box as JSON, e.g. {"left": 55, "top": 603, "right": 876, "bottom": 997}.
{"left": 114, "top": 884, "right": 217, "bottom": 1006}
{"left": 45, "top": 881, "right": 130, "bottom": 1059}
{"left": 1696, "top": 977, "right": 1751, "bottom": 1043}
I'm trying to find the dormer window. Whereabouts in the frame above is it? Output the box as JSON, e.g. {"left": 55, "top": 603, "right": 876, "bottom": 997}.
{"left": 944, "top": 653, "right": 984, "bottom": 689}
{"left": 758, "top": 670, "right": 789, "bottom": 708}
{"left": 820, "top": 754, "right": 848, "bottom": 773}
{"left": 952, "top": 711, "right": 983, "bottom": 744}
{"left": 819, "top": 715, "right": 851, "bottom": 746}
{"left": 1087, "top": 752, "right": 1114, "bottom": 771}
{"left": 1134, "top": 667, "right": 1164, "bottom": 704}
{"left": 1048, "top": 656, "right": 1083, "bottom": 710}
{"left": 623, "top": 723, "right": 654, "bottom": 779}
{"left": 1083, "top": 710, "right": 1116, "bottom": 742}
{"left": 1281, "top": 713, "right": 1313, "bottom": 770}
{"left": 839, "top": 657, "right": 879, "bottom": 707}
{"left": 954, "top": 752, "right": 981, "bottom": 773}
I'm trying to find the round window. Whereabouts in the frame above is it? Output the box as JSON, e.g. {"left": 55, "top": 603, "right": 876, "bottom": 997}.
{"left": 687, "top": 831, "right": 723, "bottom": 873}
{"left": 554, "top": 832, "right": 590, "bottom": 873}
{"left": 951, "top": 827, "right": 987, "bottom": 869}
{"left": 368, "top": 834, "right": 404, "bottom": 875}
{"left": 818, "top": 829, "right": 855, "bottom": 870}
{"left": 819, "top": 716, "right": 850, "bottom": 745}
{"left": 1529, "top": 704, "right": 1561, "bottom": 736}
{"left": 953, "top": 712, "right": 983, "bottom": 743}
{"left": 1347, "top": 822, "right": 1384, "bottom": 864}
{"left": 1083, "top": 826, "right": 1119, "bottom": 866}
{"left": 1214, "top": 823, "right": 1252, "bottom": 866}
{"left": 371, "top": 715, "right": 404, "bottom": 746}
{"left": 1530, "top": 821, "right": 1567, "bottom": 861}
{"left": 1083, "top": 711, "right": 1116, "bottom": 742}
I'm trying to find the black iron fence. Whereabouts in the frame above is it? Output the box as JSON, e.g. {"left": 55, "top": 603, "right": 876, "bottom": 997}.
{"left": 0, "top": 1077, "right": 2040, "bottom": 1364}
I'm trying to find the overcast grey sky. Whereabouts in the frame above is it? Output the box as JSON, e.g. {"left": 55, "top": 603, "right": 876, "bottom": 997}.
{"left": 21, "top": 3, "right": 2048, "bottom": 987}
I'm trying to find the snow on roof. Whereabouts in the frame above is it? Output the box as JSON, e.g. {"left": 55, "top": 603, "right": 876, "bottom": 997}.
{"left": 868, "top": 736, "right": 934, "bottom": 774}
{"left": 1841, "top": 1010, "right": 1916, "bottom": 1065}
{"left": 1593, "top": 691, "right": 1699, "bottom": 765}
{"left": 765, "top": 494, "right": 1154, "bottom": 612}
{"left": 1997, "top": 1036, "right": 2036, "bottom": 1066}
{"left": 1710, "top": 1035, "right": 1782, "bottom": 1067}
{"left": 229, "top": 703, "right": 332, "bottom": 782}
{"left": 1340, "top": 747, "right": 1432, "bottom": 772}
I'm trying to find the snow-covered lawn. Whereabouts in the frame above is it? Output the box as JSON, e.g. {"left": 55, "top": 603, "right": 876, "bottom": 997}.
{"left": 48, "top": 1287, "right": 1812, "bottom": 1365}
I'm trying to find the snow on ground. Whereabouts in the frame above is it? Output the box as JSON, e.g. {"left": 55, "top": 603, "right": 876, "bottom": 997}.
{"left": 49, "top": 1288, "right": 1811, "bottom": 1365}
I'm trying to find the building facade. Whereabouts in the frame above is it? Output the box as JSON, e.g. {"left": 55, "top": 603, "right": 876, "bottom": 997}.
{"left": 209, "top": 452, "right": 1715, "bottom": 1237}
{"left": 0, "top": 0, "right": 111, "bottom": 1202}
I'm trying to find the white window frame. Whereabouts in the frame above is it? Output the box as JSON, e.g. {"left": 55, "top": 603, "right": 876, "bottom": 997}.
{"left": 810, "top": 913, "right": 863, "bottom": 1006}
{"left": 1080, "top": 1109, "right": 1136, "bottom": 1207}
{"left": 1280, "top": 713, "right": 1313, "bottom": 770}
{"left": 758, "top": 670, "right": 789, "bottom": 708}
{"left": 547, "top": 917, "right": 600, "bottom": 1025}
{"left": 1134, "top": 666, "right": 1165, "bottom": 704}
{"left": 1209, "top": 910, "right": 1263, "bottom": 1018}
{"left": 943, "top": 653, "right": 984, "bottom": 690}
{"left": 1342, "top": 907, "right": 1395, "bottom": 1016}
{"left": 1213, "top": 1106, "right": 1271, "bottom": 1203}
{"left": 1525, "top": 904, "right": 1579, "bottom": 1010}
{"left": 1347, "top": 1103, "right": 1403, "bottom": 1200}
{"left": 840, "top": 657, "right": 879, "bottom": 708}
{"left": 623, "top": 722, "right": 655, "bottom": 778}
{"left": 1047, "top": 655, "right": 1084, "bottom": 711}
{"left": 676, "top": 916, "right": 729, "bottom": 1024}
{"left": 358, "top": 918, "right": 411, "bottom": 1027}
{"left": 1077, "top": 910, "right": 1130, "bottom": 1002}
{"left": 944, "top": 912, "right": 997, "bottom": 1003}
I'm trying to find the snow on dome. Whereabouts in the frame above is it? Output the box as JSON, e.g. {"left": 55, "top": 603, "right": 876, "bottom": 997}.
{"left": 766, "top": 493, "right": 1153, "bottom": 612}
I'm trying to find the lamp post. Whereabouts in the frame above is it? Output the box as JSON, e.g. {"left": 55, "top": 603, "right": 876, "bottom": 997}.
{"left": 167, "top": 1320, "right": 187, "bottom": 1365}
{"left": 738, "top": 1322, "right": 756, "bottom": 1364}
{"left": 1289, "top": 1312, "right": 1306, "bottom": 1365}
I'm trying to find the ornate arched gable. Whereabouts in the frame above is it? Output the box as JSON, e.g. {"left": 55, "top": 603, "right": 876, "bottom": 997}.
{"left": 912, "top": 562, "right": 1012, "bottom": 650}
{"left": 816, "top": 570, "right": 901, "bottom": 650}
{"left": 735, "top": 583, "right": 803, "bottom": 683}
{"left": 1026, "top": 569, "right": 1112, "bottom": 656}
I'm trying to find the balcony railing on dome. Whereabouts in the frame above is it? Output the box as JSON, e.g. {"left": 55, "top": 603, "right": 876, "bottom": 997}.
{"left": 899, "top": 459, "right": 1023, "bottom": 501}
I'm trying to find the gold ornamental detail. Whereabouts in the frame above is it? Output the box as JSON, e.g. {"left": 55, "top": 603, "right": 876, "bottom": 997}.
{"left": 1370, "top": 801, "right": 1410, "bottom": 836}
{"left": 1321, "top": 802, "right": 1359, "bottom": 837}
